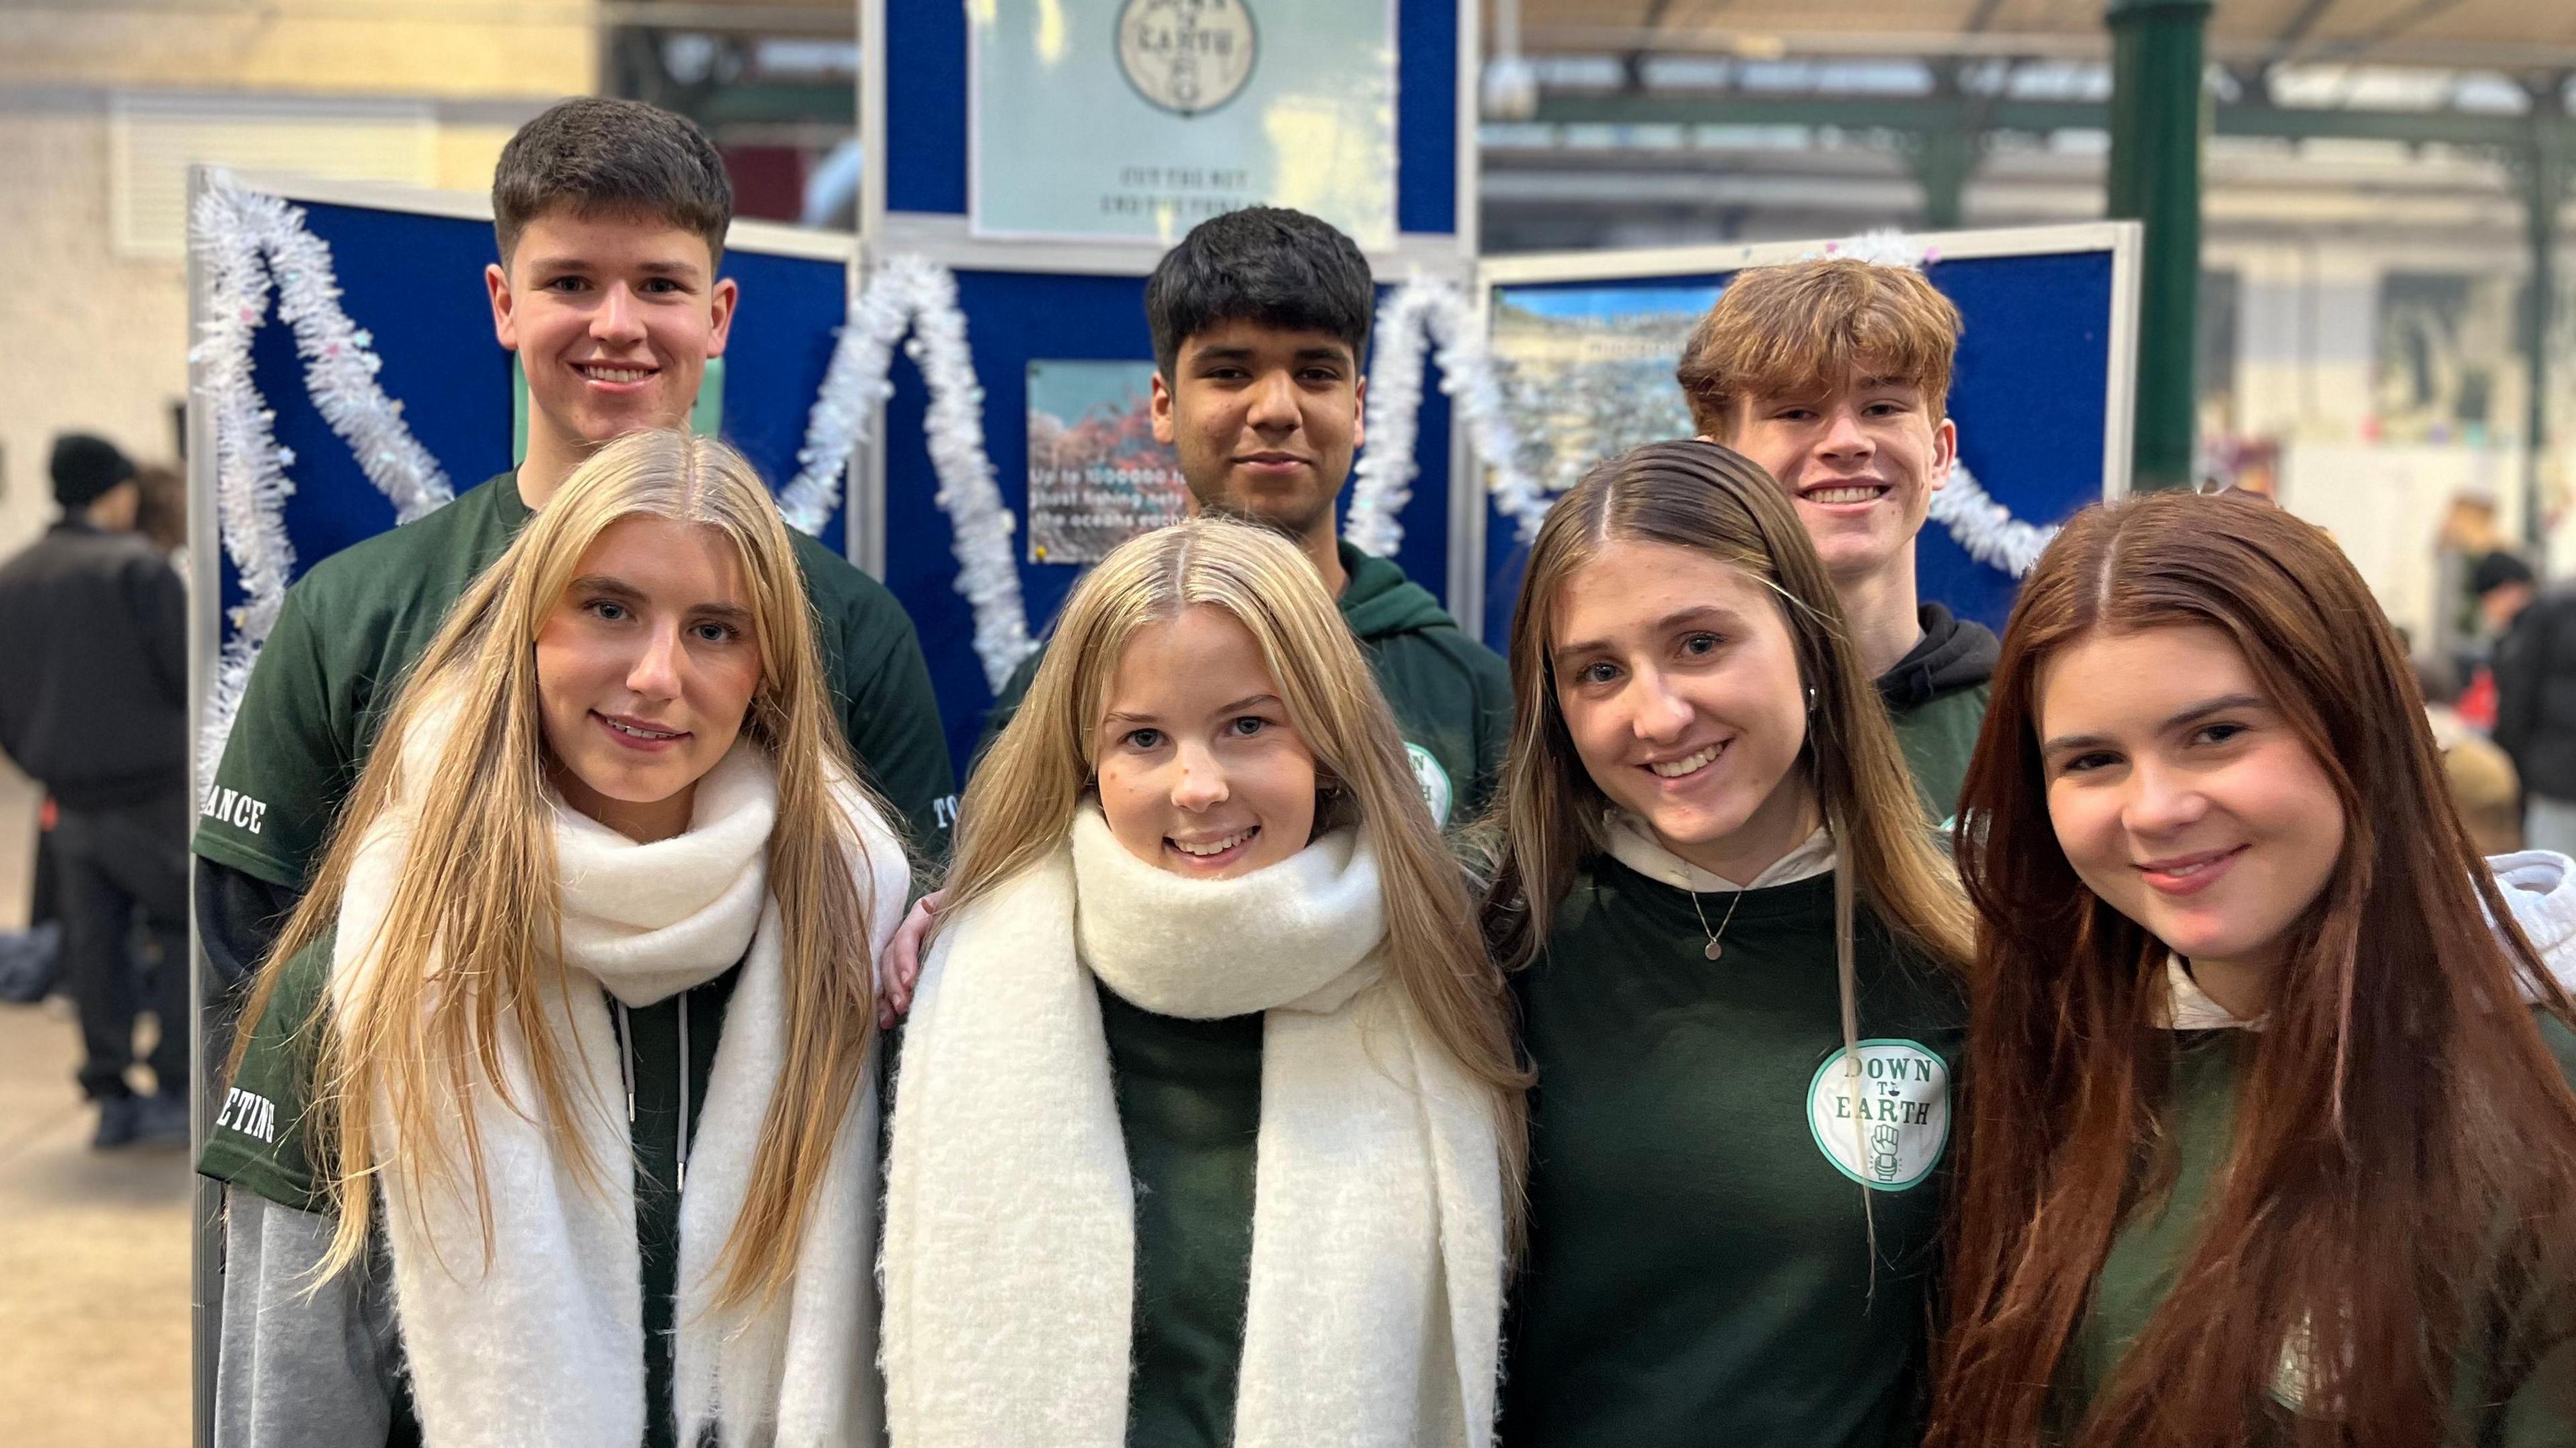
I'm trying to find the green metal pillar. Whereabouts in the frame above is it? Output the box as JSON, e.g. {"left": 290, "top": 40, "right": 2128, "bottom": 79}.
{"left": 2106, "top": 0, "right": 2212, "bottom": 493}
{"left": 2521, "top": 89, "right": 2569, "bottom": 547}
{"left": 1911, "top": 125, "right": 1977, "bottom": 231}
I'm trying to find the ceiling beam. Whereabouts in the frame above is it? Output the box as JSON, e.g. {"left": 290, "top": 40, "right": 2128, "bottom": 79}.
{"left": 1515, "top": 24, "right": 2576, "bottom": 72}
{"left": 2302, "top": 0, "right": 2471, "bottom": 65}
{"left": 2265, "top": 0, "right": 2342, "bottom": 60}
{"left": 1527, "top": 88, "right": 2570, "bottom": 150}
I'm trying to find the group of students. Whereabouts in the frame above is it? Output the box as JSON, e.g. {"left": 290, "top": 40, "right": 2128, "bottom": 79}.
{"left": 193, "top": 95, "right": 2576, "bottom": 1448}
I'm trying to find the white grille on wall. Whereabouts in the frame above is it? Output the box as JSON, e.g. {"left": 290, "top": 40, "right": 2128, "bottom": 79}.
{"left": 111, "top": 93, "right": 436, "bottom": 260}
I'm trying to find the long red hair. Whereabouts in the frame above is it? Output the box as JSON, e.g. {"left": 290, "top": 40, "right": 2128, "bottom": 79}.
{"left": 1928, "top": 490, "right": 2576, "bottom": 1447}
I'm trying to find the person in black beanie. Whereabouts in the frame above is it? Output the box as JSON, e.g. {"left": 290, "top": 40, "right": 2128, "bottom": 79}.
{"left": 0, "top": 433, "right": 191, "bottom": 1147}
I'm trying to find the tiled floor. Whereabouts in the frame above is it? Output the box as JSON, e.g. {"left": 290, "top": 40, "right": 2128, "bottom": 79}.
{"left": 0, "top": 999, "right": 195, "bottom": 1446}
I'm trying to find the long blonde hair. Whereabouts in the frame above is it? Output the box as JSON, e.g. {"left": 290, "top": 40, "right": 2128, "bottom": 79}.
{"left": 229, "top": 429, "right": 892, "bottom": 1313}
{"left": 941, "top": 517, "right": 1530, "bottom": 1205}
{"left": 1479, "top": 437, "right": 1972, "bottom": 992}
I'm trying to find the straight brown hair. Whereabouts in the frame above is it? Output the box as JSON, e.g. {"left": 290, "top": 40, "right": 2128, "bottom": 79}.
{"left": 1930, "top": 490, "right": 2576, "bottom": 1448}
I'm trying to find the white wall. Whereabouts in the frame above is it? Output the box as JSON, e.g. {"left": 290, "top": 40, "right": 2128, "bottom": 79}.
{"left": 0, "top": 3, "right": 594, "bottom": 916}
{"left": 2277, "top": 442, "right": 2526, "bottom": 648}
{"left": 0, "top": 101, "right": 191, "bottom": 556}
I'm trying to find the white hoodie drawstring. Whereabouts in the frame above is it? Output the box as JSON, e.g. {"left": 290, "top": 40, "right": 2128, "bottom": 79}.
{"left": 611, "top": 992, "right": 692, "bottom": 1194}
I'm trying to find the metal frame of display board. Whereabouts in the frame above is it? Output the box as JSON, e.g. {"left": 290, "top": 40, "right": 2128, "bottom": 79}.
{"left": 1456, "top": 219, "right": 2144, "bottom": 641}
{"left": 854, "top": 0, "right": 1484, "bottom": 583}
{"left": 182, "top": 166, "right": 859, "bottom": 1447}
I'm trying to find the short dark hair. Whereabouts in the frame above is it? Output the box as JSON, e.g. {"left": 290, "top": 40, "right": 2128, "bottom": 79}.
{"left": 492, "top": 97, "right": 733, "bottom": 266}
{"left": 1144, "top": 207, "right": 1373, "bottom": 380}
{"left": 2472, "top": 549, "right": 2536, "bottom": 598}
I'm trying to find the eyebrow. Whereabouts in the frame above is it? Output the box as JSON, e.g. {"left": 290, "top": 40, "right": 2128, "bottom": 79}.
{"left": 1189, "top": 344, "right": 1351, "bottom": 368}
{"left": 2041, "top": 691, "right": 2265, "bottom": 756}
{"left": 1552, "top": 604, "right": 1742, "bottom": 665}
{"left": 568, "top": 575, "right": 749, "bottom": 625}
{"left": 1099, "top": 692, "right": 1283, "bottom": 726}
{"left": 527, "top": 256, "right": 702, "bottom": 281}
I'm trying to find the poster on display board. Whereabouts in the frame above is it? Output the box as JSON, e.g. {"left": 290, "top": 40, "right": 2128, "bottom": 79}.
{"left": 1470, "top": 223, "right": 2141, "bottom": 651}
{"left": 968, "top": 0, "right": 1399, "bottom": 248}
{"left": 1024, "top": 357, "right": 1187, "bottom": 563}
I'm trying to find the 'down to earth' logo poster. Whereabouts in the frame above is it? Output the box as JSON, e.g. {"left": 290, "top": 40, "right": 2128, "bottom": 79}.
{"left": 969, "top": 0, "right": 1396, "bottom": 248}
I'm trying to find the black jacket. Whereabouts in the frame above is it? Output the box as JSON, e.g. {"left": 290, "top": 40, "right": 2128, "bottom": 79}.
{"left": 0, "top": 521, "right": 186, "bottom": 810}
{"left": 2494, "top": 586, "right": 2576, "bottom": 801}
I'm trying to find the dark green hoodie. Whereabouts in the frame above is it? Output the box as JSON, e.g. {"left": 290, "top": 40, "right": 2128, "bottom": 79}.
{"left": 1877, "top": 602, "right": 1998, "bottom": 825}
{"left": 978, "top": 541, "right": 1513, "bottom": 828}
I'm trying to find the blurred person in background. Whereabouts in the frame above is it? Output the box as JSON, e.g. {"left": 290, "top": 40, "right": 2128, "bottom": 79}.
{"left": 0, "top": 434, "right": 190, "bottom": 1148}
{"left": 2417, "top": 651, "right": 2523, "bottom": 856}
{"left": 132, "top": 461, "right": 189, "bottom": 561}
{"left": 2484, "top": 551, "right": 2576, "bottom": 853}
{"left": 2460, "top": 549, "right": 2537, "bottom": 728}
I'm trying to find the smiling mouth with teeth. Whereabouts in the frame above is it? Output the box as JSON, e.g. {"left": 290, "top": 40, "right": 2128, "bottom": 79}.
{"left": 1801, "top": 484, "right": 1888, "bottom": 505}
{"left": 1171, "top": 828, "right": 1256, "bottom": 857}
{"left": 576, "top": 363, "right": 656, "bottom": 383}
{"left": 1648, "top": 744, "right": 1723, "bottom": 779}
{"left": 602, "top": 715, "right": 683, "bottom": 740}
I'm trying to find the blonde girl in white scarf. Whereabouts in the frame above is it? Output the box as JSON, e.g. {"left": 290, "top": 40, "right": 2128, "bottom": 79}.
{"left": 210, "top": 431, "right": 907, "bottom": 1448}
{"left": 883, "top": 518, "right": 1527, "bottom": 1448}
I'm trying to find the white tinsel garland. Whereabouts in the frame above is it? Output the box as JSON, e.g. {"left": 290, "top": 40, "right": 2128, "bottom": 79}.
{"left": 1804, "top": 227, "right": 1944, "bottom": 270}
{"left": 1344, "top": 277, "right": 1551, "bottom": 557}
{"left": 779, "top": 256, "right": 1034, "bottom": 693}
{"left": 1929, "top": 463, "right": 2060, "bottom": 577}
{"left": 189, "top": 172, "right": 454, "bottom": 787}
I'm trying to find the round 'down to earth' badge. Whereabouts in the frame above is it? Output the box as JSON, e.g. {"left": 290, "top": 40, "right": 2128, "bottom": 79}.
{"left": 1806, "top": 1039, "right": 1950, "bottom": 1190}
{"left": 1404, "top": 742, "right": 1454, "bottom": 828}
{"left": 1117, "top": 0, "right": 1259, "bottom": 117}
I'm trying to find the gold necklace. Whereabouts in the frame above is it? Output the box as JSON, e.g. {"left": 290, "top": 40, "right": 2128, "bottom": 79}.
{"left": 1686, "top": 882, "right": 1747, "bottom": 961}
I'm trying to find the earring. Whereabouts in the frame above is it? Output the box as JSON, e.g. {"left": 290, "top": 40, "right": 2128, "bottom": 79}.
{"left": 1805, "top": 684, "right": 1819, "bottom": 712}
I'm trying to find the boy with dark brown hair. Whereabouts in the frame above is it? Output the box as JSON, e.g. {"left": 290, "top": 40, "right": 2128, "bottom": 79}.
{"left": 192, "top": 97, "right": 953, "bottom": 986}
{"left": 1677, "top": 258, "right": 1995, "bottom": 816}
{"left": 198, "top": 97, "right": 951, "bottom": 1448}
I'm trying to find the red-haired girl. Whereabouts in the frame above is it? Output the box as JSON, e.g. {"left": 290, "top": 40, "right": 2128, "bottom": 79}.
{"left": 1931, "top": 490, "right": 2576, "bottom": 1448}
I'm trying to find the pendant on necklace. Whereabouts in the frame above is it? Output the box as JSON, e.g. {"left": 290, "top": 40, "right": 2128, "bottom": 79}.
{"left": 1703, "top": 939, "right": 1725, "bottom": 961}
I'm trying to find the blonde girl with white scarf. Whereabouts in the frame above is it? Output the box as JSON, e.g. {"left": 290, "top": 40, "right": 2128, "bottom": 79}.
{"left": 203, "top": 431, "right": 909, "bottom": 1448}
{"left": 881, "top": 517, "right": 1527, "bottom": 1448}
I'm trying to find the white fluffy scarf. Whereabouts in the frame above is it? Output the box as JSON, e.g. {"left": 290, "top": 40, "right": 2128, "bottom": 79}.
{"left": 329, "top": 736, "right": 908, "bottom": 1448}
{"left": 883, "top": 807, "right": 1505, "bottom": 1447}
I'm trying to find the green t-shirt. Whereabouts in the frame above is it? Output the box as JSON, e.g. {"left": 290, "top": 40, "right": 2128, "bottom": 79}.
{"left": 979, "top": 542, "right": 1512, "bottom": 829}
{"left": 199, "top": 930, "right": 740, "bottom": 1448}
{"left": 191, "top": 471, "right": 955, "bottom": 885}
{"left": 1889, "top": 683, "right": 1990, "bottom": 827}
{"left": 1095, "top": 980, "right": 1263, "bottom": 1448}
{"left": 1502, "top": 859, "right": 1967, "bottom": 1448}
{"left": 2066, "top": 1017, "right": 2576, "bottom": 1445}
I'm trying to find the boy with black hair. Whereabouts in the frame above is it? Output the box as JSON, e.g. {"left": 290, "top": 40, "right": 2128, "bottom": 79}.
{"left": 985, "top": 205, "right": 1511, "bottom": 827}
{"left": 191, "top": 96, "right": 954, "bottom": 983}
{"left": 1677, "top": 258, "right": 1997, "bottom": 818}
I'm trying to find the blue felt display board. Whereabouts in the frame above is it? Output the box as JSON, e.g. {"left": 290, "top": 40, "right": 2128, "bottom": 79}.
{"left": 883, "top": 269, "right": 1456, "bottom": 771}
{"left": 214, "top": 196, "right": 855, "bottom": 667}
{"left": 1479, "top": 249, "right": 2120, "bottom": 653}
